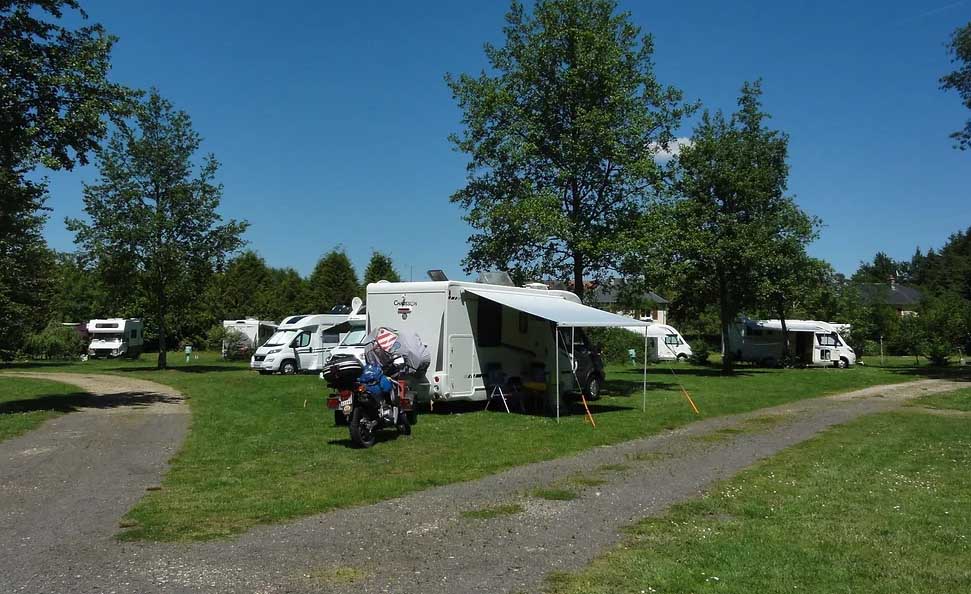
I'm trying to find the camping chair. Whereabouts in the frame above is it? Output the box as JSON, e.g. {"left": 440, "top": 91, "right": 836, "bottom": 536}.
{"left": 483, "top": 363, "right": 511, "bottom": 413}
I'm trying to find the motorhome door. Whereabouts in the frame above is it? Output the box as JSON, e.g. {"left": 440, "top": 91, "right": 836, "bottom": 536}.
{"left": 815, "top": 333, "right": 839, "bottom": 365}
{"left": 293, "top": 331, "right": 315, "bottom": 370}
{"left": 448, "top": 335, "right": 477, "bottom": 398}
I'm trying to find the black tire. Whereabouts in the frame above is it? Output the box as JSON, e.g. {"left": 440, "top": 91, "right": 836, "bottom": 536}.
{"left": 280, "top": 360, "right": 297, "bottom": 375}
{"left": 406, "top": 410, "right": 418, "bottom": 426}
{"left": 349, "top": 407, "right": 376, "bottom": 448}
{"left": 584, "top": 375, "right": 602, "bottom": 401}
{"left": 836, "top": 358, "right": 849, "bottom": 369}
{"left": 676, "top": 353, "right": 688, "bottom": 362}
{"left": 334, "top": 410, "right": 348, "bottom": 426}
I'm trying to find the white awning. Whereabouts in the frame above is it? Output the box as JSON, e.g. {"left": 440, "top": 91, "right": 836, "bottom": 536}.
{"left": 464, "top": 287, "right": 649, "bottom": 328}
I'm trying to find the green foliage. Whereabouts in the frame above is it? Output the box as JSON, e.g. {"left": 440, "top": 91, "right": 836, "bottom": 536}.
{"left": 851, "top": 251, "right": 898, "bottom": 283}
{"left": 67, "top": 90, "right": 248, "bottom": 368}
{"left": 687, "top": 340, "right": 710, "bottom": 366}
{"left": 362, "top": 251, "right": 401, "bottom": 286}
{"left": 585, "top": 327, "right": 644, "bottom": 364}
{"left": 629, "top": 81, "right": 814, "bottom": 370}
{"left": 22, "top": 321, "right": 86, "bottom": 359}
{"left": 307, "top": 250, "right": 359, "bottom": 311}
{"left": 0, "top": 1, "right": 133, "bottom": 354}
{"left": 447, "top": 0, "right": 691, "bottom": 296}
{"left": 940, "top": 21, "right": 971, "bottom": 150}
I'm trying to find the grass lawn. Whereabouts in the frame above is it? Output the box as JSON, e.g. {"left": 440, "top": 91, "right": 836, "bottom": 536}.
{"left": 0, "top": 376, "right": 89, "bottom": 442}
{"left": 1, "top": 353, "right": 966, "bottom": 541}
{"left": 909, "top": 387, "right": 971, "bottom": 411}
{"left": 545, "top": 407, "right": 971, "bottom": 593}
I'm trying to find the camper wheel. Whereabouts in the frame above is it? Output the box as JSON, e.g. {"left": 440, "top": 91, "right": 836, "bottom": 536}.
{"left": 836, "top": 357, "right": 849, "bottom": 369}
{"left": 280, "top": 360, "right": 297, "bottom": 375}
{"left": 676, "top": 353, "right": 688, "bottom": 362}
{"left": 584, "top": 375, "right": 602, "bottom": 401}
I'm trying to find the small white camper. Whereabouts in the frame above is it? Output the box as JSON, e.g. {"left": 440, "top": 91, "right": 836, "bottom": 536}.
{"left": 86, "top": 318, "right": 144, "bottom": 358}
{"left": 324, "top": 309, "right": 368, "bottom": 365}
{"left": 366, "top": 274, "right": 649, "bottom": 412}
{"left": 221, "top": 319, "right": 277, "bottom": 358}
{"left": 250, "top": 312, "right": 350, "bottom": 374}
{"left": 626, "top": 323, "right": 693, "bottom": 361}
{"left": 727, "top": 318, "right": 856, "bottom": 368}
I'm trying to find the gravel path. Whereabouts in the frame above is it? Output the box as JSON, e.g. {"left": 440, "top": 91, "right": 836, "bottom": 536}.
{"left": 0, "top": 375, "right": 965, "bottom": 594}
{"left": 0, "top": 372, "right": 188, "bottom": 593}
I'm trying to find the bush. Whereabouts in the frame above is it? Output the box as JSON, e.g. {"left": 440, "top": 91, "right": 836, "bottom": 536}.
{"left": 925, "top": 339, "right": 951, "bottom": 366}
{"left": 688, "top": 340, "right": 711, "bottom": 366}
{"left": 586, "top": 327, "right": 646, "bottom": 365}
{"left": 206, "top": 325, "right": 249, "bottom": 360}
{"left": 22, "top": 322, "right": 86, "bottom": 360}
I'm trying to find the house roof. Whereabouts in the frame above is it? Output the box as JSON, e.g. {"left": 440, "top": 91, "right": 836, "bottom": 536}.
{"left": 587, "top": 282, "right": 669, "bottom": 306}
{"left": 857, "top": 283, "right": 923, "bottom": 307}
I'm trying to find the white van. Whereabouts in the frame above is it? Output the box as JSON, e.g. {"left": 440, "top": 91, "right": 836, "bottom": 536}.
{"left": 626, "top": 323, "right": 693, "bottom": 361}
{"left": 727, "top": 318, "right": 856, "bottom": 368}
{"left": 222, "top": 319, "right": 277, "bottom": 358}
{"left": 86, "top": 318, "right": 144, "bottom": 358}
{"left": 250, "top": 313, "right": 349, "bottom": 374}
{"left": 324, "top": 312, "right": 368, "bottom": 365}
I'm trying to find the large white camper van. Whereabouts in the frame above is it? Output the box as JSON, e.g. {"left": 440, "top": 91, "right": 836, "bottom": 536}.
{"left": 727, "top": 318, "right": 856, "bottom": 368}
{"left": 222, "top": 319, "right": 277, "bottom": 358}
{"left": 626, "top": 323, "right": 693, "bottom": 361}
{"left": 86, "top": 318, "right": 144, "bottom": 358}
{"left": 366, "top": 275, "right": 647, "bottom": 403}
{"left": 250, "top": 313, "right": 350, "bottom": 374}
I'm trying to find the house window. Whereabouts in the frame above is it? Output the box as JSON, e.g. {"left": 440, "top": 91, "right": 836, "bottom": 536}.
{"left": 477, "top": 298, "right": 502, "bottom": 346}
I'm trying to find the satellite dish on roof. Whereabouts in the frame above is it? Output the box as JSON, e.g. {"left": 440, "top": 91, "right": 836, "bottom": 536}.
{"left": 351, "top": 296, "right": 363, "bottom": 315}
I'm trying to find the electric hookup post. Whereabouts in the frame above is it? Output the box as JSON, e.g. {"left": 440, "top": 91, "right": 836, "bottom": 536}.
{"left": 628, "top": 348, "right": 637, "bottom": 366}
{"left": 184, "top": 344, "right": 192, "bottom": 363}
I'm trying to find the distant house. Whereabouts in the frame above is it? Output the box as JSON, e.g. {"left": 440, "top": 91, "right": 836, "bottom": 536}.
{"left": 581, "top": 279, "right": 670, "bottom": 324}
{"left": 858, "top": 277, "right": 923, "bottom": 316}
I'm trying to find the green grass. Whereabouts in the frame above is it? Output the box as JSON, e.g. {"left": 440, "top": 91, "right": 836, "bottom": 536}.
{"left": 0, "top": 376, "right": 89, "bottom": 442}
{"left": 461, "top": 503, "right": 525, "bottom": 520}
{"left": 533, "top": 488, "right": 579, "bottom": 501}
{"left": 545, "top": 409, "right": 971, "bottom": 594}
{"left": 1, "top": 353, "right": 965, "bottom": 541}
{"left": 910, "top": 387, "right": 971, "bottom": 411}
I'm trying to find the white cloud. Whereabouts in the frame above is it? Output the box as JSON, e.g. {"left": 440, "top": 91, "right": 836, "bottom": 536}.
{"left": 653, "top": 137, "right": 692, "bottom": 162}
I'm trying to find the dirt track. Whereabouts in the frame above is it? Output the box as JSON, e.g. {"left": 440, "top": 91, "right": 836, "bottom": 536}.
{"left": 0, "top": 373, "right": 965, "bottom": 594}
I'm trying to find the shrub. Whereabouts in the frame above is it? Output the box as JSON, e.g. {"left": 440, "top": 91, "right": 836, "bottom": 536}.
{"left": 207, "top": 325, "right": 249, "bottom": 359}
{"left": 925, "top": 339, "right": 951, "bottom": 366}
{"left": 688, "top": 340, "right": 711, "bottom": 366}
{"left": 586, "top": 327, "right": 647, "bottom": 365}
{"left": 22, "top": 322, "right": 86, "bottom": 360}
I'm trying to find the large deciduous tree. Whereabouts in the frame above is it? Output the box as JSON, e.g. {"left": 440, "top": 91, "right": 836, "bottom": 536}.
{"left": 941, "top": 21, "right": 971, "bottom": 151}
{"left": 1, "top": 0, "right": 132, "bottom": 350}
{"left": 68, "top": 91, "right": 247, "bottom": 368}
{"left": 307, "top": 250, "right": 359, "bottom": 312}
{"left": 633, "top": 81, "right": 816, "bottom": 370}
{"left": 446, "top": 0, "right": 691, "bottom": 298}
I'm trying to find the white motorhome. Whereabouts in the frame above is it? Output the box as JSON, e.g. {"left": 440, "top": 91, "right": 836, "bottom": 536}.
{"left": 626, "top": 323, "right": 693, "bottom": 361}
{"left": 222, "top": 319, "right": 277, "bottom": 358}
{"left": 727, "top": 318, "right": 856, "bottom": 368}
{"left": 250, "top": 313, "right": 350, "bottom": 374}
{"left": 86, "top": 318, "right": 144, "bottom": 358}
{"left": 324, "top": 311, "right": 368, "bottom": 365}
{"left": 366, "top": 274, "right": 646, "bottom": 404}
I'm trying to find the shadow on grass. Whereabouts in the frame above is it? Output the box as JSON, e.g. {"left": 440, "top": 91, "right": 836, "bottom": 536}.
{"left": 326, "top": 430, "right": 406, "bottom": 449}
{"left": 109, "top": 365, "right": 244, "bottom": 374}
{"left": 0, "top": 390, "right": 181, "bottom": 415}
{"left": 883, "top": 365, "right": 971, "bottom": 381}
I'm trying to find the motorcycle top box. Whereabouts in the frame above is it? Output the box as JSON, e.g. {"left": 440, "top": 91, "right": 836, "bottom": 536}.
{"left": 321, "top": 355, "right": 364, "bottom": 389}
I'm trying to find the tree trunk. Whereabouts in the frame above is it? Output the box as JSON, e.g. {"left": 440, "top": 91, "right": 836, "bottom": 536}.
{"left": 572, "top": 251, "right": 584, "bottom": 301}
{"left": 157, "top": 319, "right": 167, "bottom": 369}
{"left": 718, "top": 272, "right": 734, "bottom": 372}
{"left": 777, "top": 295, "right": 790, "bottom": 365}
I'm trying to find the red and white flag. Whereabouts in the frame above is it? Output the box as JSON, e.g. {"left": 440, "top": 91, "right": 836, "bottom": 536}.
{"left": 375, "top": 328, "right": 398, "bottom": 351}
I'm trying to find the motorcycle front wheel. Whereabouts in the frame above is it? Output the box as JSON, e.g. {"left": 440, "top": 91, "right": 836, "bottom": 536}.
{"left": 349, "top": 407, "right": 377, "bottom": 448}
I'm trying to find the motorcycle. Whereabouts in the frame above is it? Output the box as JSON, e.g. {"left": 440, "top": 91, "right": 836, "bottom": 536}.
{"left": 323, "top": 357, "right": 415, "bottom": 448}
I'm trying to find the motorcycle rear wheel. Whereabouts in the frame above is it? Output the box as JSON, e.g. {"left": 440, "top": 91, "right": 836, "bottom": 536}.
{"left": 349, "top": 407, "right": 377, "bottom": 448}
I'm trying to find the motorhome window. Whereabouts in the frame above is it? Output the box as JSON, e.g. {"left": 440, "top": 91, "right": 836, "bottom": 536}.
{"left": 477, "top": 298, "right": 502, "bottom": 346}
{"left": 265, "top": 330, "right": 298, "bottom": 347}
{"left": 294, "top": 332, "right": 311, "bottom": 348}
{"left": 322, "top": 330, "right": 341, "bottom": 344}
{"left": 817, "top": 333, "right": 840, "bottom": 347}
{"left": 341, "top": 329, "right": 368, "bottom": 346}
{"left": 664, "top": 334, "right": 681, "bottom": 346}
{"left": 95, "top": 323, "right": 119, "bottom": 328}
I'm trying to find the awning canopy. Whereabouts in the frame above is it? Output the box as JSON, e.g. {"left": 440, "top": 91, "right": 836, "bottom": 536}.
{"left": 464, "top": 287, "right": 650, "bottom": 328}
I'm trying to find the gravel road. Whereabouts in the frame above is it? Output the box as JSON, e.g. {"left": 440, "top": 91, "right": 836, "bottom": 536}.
{"left": 0, "top": 374, "right": 964, "bottom": 594}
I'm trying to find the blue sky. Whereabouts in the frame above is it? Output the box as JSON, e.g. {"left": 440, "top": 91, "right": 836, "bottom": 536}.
{"left": 41, "top": 0, "right": 970, "bottom": 281}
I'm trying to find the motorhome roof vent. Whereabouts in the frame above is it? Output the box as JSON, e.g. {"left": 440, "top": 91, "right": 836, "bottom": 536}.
{"left": 427, "top": 269, "right": 448, "bottom": 281}
{"left": 330, "top": 304, "right": 352, "bottom": 314}
{"left": 523, "top": 282, "right": 548, "bottom": 290}
{"left": 477, "top": 271, "right": 515, "bottom": 286}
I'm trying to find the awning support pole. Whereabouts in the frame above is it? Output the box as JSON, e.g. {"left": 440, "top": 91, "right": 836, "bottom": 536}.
{"left": 643, "top": 333, "right": 648, "bottom": 412}
{"left": 555, "top": 323, "right": 560, "bottom": 423}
